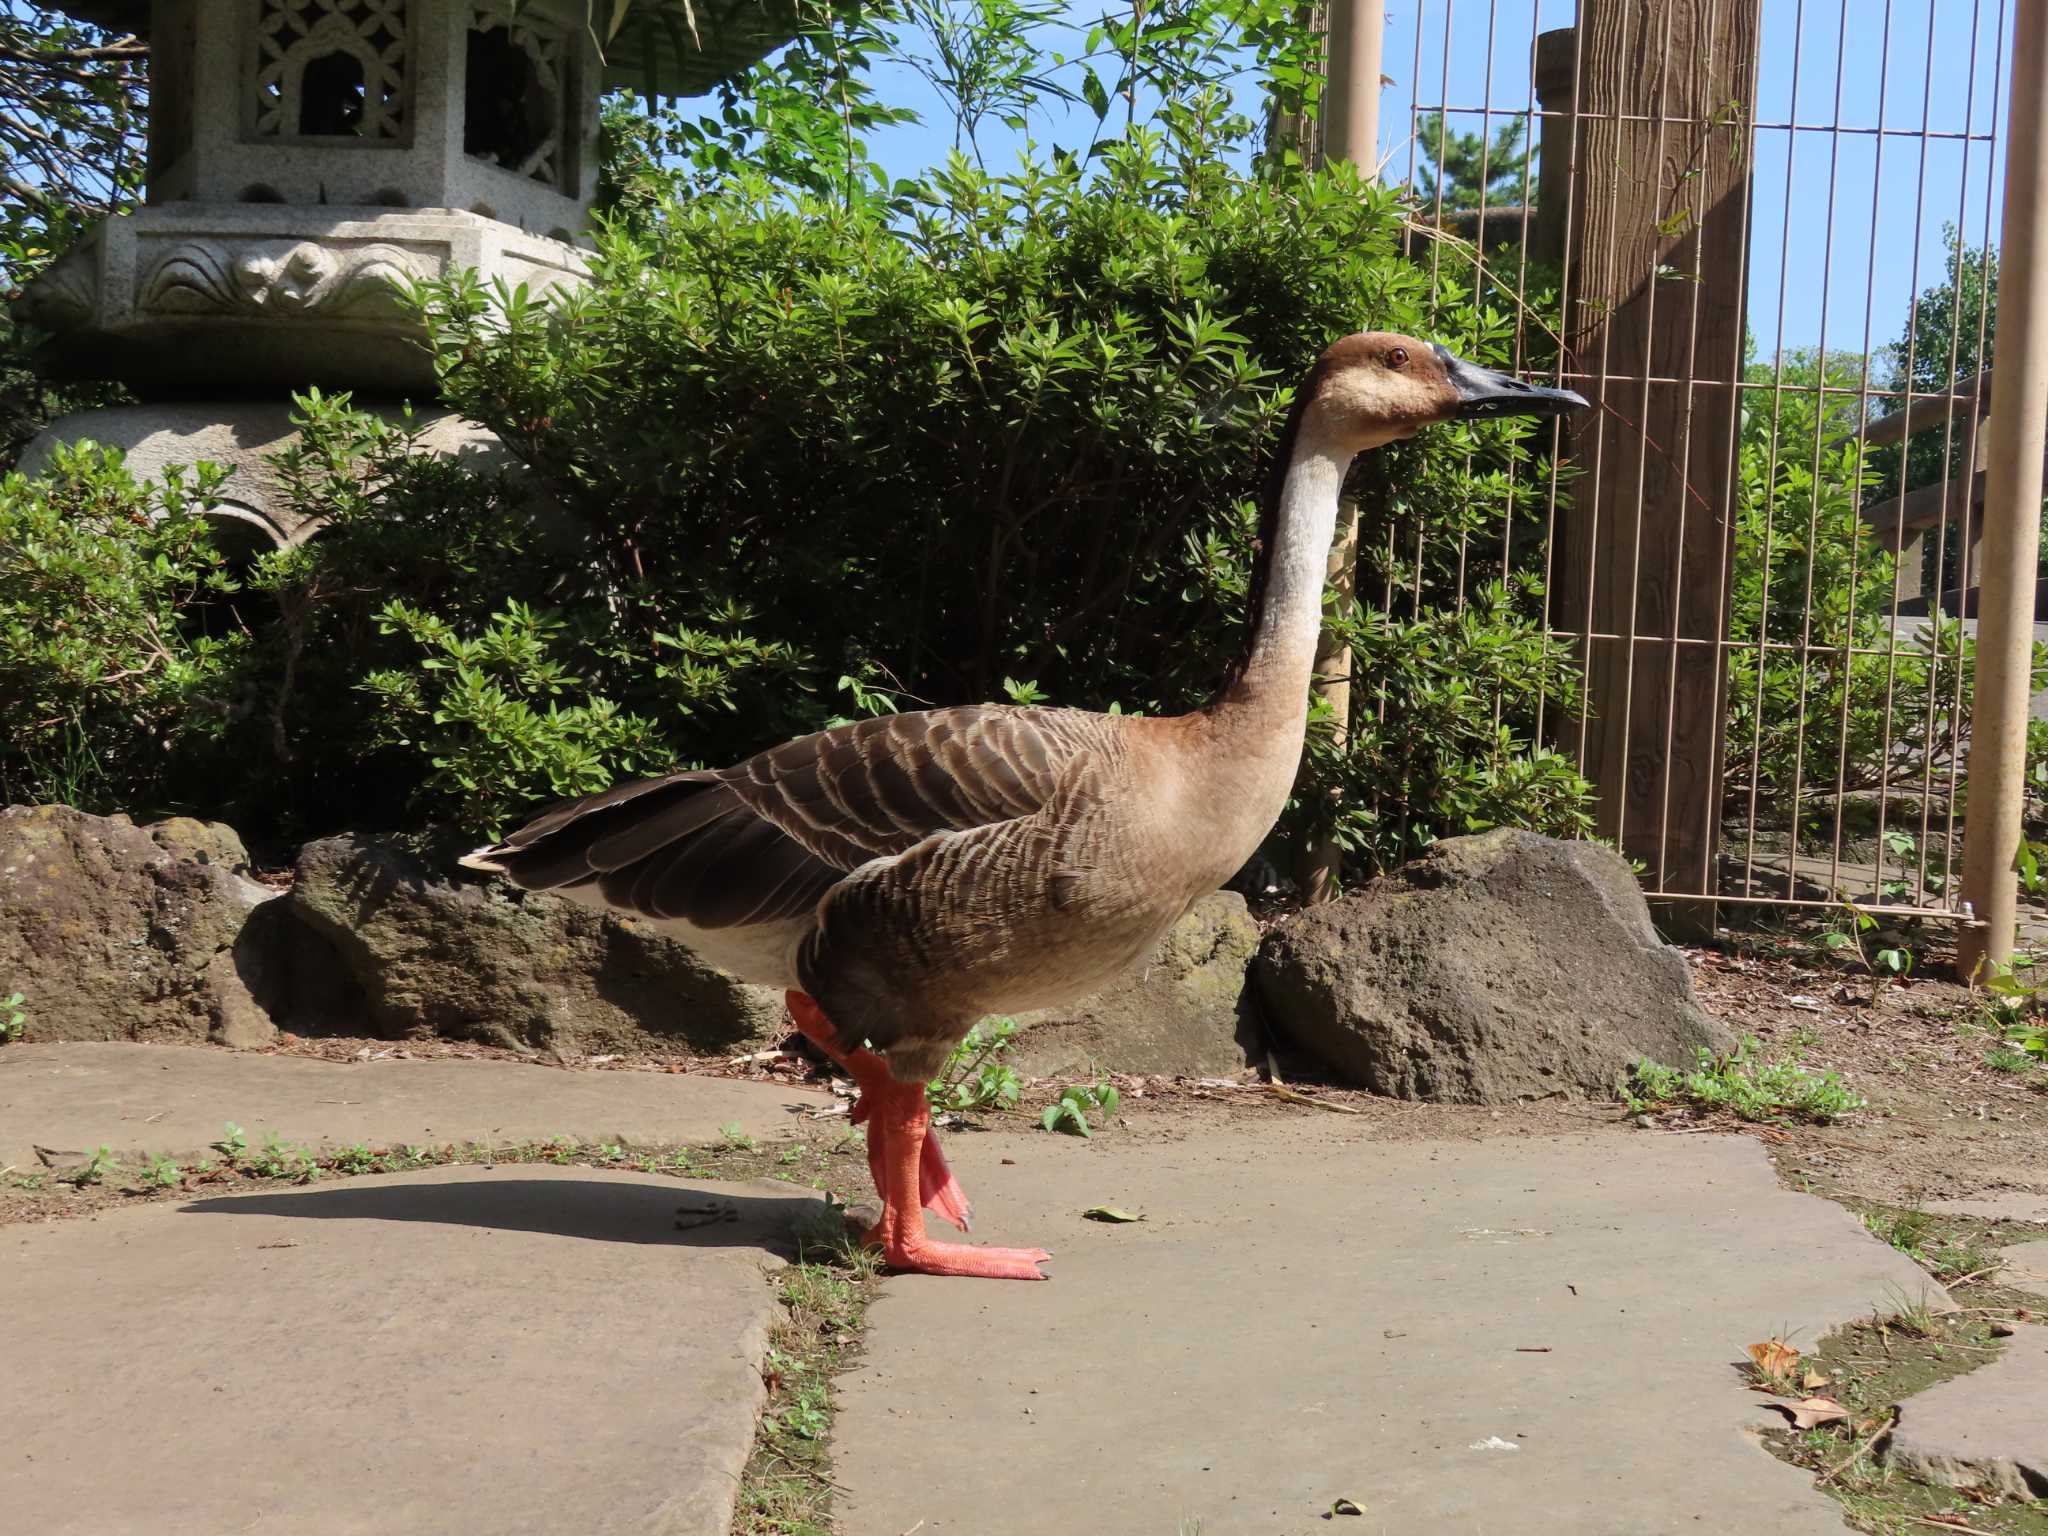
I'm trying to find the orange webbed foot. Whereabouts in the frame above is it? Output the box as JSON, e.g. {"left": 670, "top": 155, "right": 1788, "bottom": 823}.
{"left": 868, "top": 1233, "right": 1052, "bottom": 1280}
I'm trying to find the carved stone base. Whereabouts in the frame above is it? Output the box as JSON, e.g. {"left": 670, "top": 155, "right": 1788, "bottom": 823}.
{"left": 19, "top": 401, "right": 516, "bottom": 548}
{"left": 13, "top": 204, "right": 585, "bottom": 394}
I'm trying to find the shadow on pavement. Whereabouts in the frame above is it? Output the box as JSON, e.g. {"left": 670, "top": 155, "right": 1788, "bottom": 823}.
{"left": 176, "top": 1176, "right": 822, "bottom": 1251}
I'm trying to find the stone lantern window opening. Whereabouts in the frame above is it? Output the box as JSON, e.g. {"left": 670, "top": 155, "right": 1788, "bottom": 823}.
{"left": 250, "top": 0, "right": 411, "bottom": 145}
{"left": 465, "top": 6, "right": 573, "bottom": 193}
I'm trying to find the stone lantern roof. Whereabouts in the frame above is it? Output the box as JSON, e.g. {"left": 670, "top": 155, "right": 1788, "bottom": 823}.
{"left": 57, "top": 0, "right": 801, "bottom": 102}
{"left": 15, "top": 0, "right": 801, "bottom": 394}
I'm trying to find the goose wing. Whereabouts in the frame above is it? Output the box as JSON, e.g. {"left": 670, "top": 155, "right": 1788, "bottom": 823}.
{"left": 463, "top": 706, "right": 1096, "bottom": 931}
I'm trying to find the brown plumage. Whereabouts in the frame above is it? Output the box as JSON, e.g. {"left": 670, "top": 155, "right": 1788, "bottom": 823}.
{"left": 464, "top": 332, "right": 1585, "bottom": 1278}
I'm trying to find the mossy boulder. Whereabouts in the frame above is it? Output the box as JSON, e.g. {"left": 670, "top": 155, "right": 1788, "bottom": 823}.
{"left": 0, "top": 804, "right": 278, "bottom": 1046}
{"left": 1007, "top": 891, "right": 1262, "bottom": 1079}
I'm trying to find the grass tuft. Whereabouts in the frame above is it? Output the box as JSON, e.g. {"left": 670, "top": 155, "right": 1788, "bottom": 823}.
{"left": 1624, "top": 1035, "right": 1864, "bottom": 1124}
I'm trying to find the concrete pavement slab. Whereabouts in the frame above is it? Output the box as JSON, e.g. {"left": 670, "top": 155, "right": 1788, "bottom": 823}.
{"left": 1, "top": 1165, "right": 819, "bottom": 1536}
{"left": 1885, "top": 1323, "right": 2048, "bottom": 1499}
{"left": 0, "top": 1042, "right": 832, "bottom": 1171}
{"left": 1926, "top": 1192, "right": 2048, "bottom": 1225}
{"left": 835, "top": 1122, "right": 1940, "bottom": 1536}
{"left": 1996, "top": 1240, "right": 2048, "bottom": 1293}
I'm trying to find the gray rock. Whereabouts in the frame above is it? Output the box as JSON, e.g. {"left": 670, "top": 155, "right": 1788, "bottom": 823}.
{"left": 1884, "top": 1323, "right": 2048, "bottom": 1499}
{"left": 1253, "top": 829, "right": 1728, "bottom": 1102}
{"left": 1008, "top": 891, "right": 1262, "bottom": 1079}
{"left": 285, "top": 833, "right": 786, "bottom": 1055}
{"left": 0, "top": 804, "right": 278, "bottom": 1047}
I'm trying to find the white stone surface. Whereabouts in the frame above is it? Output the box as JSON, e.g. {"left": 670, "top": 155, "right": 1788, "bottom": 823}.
{"left": 17, "top": 203, "right": 586, "bottom": 392}
{"left": 18, "top": 400, "right": 515, "bottom": 546}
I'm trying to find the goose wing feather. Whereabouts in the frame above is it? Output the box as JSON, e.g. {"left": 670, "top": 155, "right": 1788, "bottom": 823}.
{"left": 467, "top": 705, "right": 1106, "bottom": 933}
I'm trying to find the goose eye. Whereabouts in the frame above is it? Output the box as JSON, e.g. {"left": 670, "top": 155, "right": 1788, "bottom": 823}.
{"left": 1386, "top": 346, "right": 1409, "bottom": 368}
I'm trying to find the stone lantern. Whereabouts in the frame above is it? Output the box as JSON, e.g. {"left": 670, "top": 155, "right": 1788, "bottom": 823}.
{"left": 13, "top": 0, "right": 795, "bottom": 549}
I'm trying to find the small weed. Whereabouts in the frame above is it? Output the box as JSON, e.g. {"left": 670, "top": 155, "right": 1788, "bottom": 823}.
{"left": 1820, "top": 900, "right": 1915, "bottom": 1000}
{"left": 62, "top": 1146, "right": 118, "bottom": 1187}
{"left": 212, "top": 1122, "right": 248, "bottom": 1160}
{"left": 140, "top": 1154, "right": 183, "bottom": 1190}
{"left": 1975, "top": 958, "right": 2048, "bottom": 1067}
{"left": 928, "top": 1017, "right": 1024, "bottom": 1113}
{"left": 1986, "top": 1046, "right": 2036, "bottom": 1074}
{"left": 1862, "top": 1208, "right": 2004, "bottom": 1286}
{"left": 1041, "top": 1078, "right": 1120, "bottom": 1138}
{"left": 249, "top": 1133, "right": 320, "bottom": 1184}
{"left": 1876, "top": 1283, "right": 1943, "bottom": 1339}
{"left": 332, "top": 1143, "right": 377, "bottom": 1176}
{"left": 1625, "top": 1036, "right": 1864, "bottom": 1124}
{"left": 778, "top": 1144, "right": 803, "bottom": 1165}
{"left": 543, "top": 1135, "right": 577, "bottom": 1164}
{"left": 720, "top": 1123, "right": 756, "bottom": 1151}
{"left": 1, "top": 991, "right": 24, "bottom": 1044}
{"left": 597, "top": 1141, "right": 627, "bottom": 1164}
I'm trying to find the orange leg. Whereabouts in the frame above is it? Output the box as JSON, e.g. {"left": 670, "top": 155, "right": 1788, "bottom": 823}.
{"left": 864, "top": 1077, "right": 1051, "bottom": 1281}
{"left": 784, "top": 992, "right": 972, "bottom": 1233}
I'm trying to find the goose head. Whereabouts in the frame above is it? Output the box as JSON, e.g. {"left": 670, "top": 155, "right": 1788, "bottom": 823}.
{"left": 1301, "top": 330, "right": 1589, "bottom": 451}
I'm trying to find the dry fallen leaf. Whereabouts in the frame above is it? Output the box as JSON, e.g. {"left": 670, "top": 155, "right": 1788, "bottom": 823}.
{"left": 1770, "top": 1396, "right": 1850, "bottom": 1431}
{"left": 1802, "top": 1368, "right": 1831, "bottom": 1390}
{"left": 1747, "top": 1339, "right": 1800, "bottom": 1380}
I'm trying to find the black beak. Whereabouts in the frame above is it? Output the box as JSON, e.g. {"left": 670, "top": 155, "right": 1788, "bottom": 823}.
{"left": 1432, "top": 344, "right": 1588, "bottom": 419}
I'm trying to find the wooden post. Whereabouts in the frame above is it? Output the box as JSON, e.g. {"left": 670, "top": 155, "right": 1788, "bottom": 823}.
{"left": 1297, "top": 0, "right": 1381, "bottom": 904}
{"left": 1556, "top": 0, "right": 1757, "bottom": 931}
{"left": 1957, "top": 0, "right": 2048, "bottom": 978}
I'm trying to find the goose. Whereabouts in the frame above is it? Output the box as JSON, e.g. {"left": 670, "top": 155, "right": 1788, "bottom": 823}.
{"left": 462, "top": 332, "right": 1586, "bottom": 1279}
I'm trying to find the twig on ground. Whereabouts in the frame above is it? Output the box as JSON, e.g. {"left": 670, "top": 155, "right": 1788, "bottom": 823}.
{"left": 1270, "top": 1084, "right": 1364, "bottom": 1116}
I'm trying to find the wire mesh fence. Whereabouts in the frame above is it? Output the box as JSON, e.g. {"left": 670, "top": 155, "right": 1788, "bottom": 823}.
{"left": 1383, "top": 0, "right": 2029, "bottom": 932}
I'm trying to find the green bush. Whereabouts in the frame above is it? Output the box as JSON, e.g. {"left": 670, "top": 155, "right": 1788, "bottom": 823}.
{"left": 408, "top": 126, "right": 1590, "bottom": 866}
{"left": 0, "top": 444, "right": 243, "bottom": 810}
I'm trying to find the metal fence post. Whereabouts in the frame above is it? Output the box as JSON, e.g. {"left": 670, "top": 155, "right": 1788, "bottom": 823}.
{"left": 1957, "top": 0, "right": 2048, "bottom": 979}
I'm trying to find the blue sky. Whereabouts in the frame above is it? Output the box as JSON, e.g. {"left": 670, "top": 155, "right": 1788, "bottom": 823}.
{"left": 702, "top": 1, "right": 2016, "bottom": 366}
{"left": 1379, "top": 0, "right": 2012, "bottom": 360}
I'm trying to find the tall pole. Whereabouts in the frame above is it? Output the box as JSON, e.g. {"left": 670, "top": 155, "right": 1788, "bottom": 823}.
{"left": 1323, "top": 0, "right": 1384, "bottom": 171}
{"left": 1957, "top": 0, "right": 2048, "bottom": 979}
{"left": 1299, "top": 0, "right": 1382, "bottom": 903}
